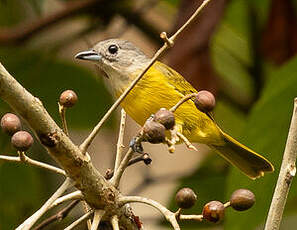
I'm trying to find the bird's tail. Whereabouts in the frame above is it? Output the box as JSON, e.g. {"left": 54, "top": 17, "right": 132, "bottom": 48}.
{"left": 211, "top": 131, "right": 274, "bottom": 179}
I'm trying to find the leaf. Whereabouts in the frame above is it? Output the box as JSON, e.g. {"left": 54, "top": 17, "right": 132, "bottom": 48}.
{"left": 224, "top": 56, "right": 297, "bottom": 230}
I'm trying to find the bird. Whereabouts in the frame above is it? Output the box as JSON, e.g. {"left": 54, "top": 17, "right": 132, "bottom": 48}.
{"left": 75, "top": 39, "right": 274, "bottom": 179}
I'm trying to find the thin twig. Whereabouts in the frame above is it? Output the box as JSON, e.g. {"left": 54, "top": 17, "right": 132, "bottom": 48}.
{"left": 110, "top": 148, "right": 135, "bottom": 188}
{"left": 105, "top": 153, "right": 151, "bottom": 179}
{"left": 79, "top": 0, "right": 214, "bottom": 154}
{"left": 114, "top": 109, "right": 127, "bottom": 173}
{"left": 119, "top": 196, "right": 180, "bottom": 230}
{"left": 178, "top": 214, "right": 203, "bottom": 221}
{"left": 224, "top": 201, "right": 231, "bottom": 208}
{"left": 33, "top": 200, "right": 80, "bottom": 230}
{"left": 264, "top": 98, "right": 297, "bottom": 230}
{"left": 59, "top": 104, "right": 69, "bottom": 136}
{"left": 50, "top": 191, "right": 83, "bottom": 209}
{"left": 64, "top": 210, "right": 94, "bottom": 230}
{"left": 0, "top": 154, "right": 66, "bottom": 175}
{"left": 169, "top": 93, "right": 197, "bottom": 113}
{"left": 82, "top": 202, "right": 92, "bottom": 230}
{"left": 16, "top": 178, "right": 72, "bottom": 230}
{"left": 91, "top": 210, "right": 105, "bottom": 230}
{"left": 110, "top": 215, "right": 120, "bottom": 230}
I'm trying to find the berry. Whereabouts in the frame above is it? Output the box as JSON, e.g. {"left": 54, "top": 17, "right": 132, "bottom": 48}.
{"left": 11, "top": 131, "right": 34, "bottom": 151}
{"left": 142, "top": 119, "right": 165, "bottom": 144}
{"left": 59, "top": 90, "right": 78, "bottom": 108}
{"left": 153, "top": 108, "right": 175, "bottom": 130}
{"left": 230, "top": 189, "right": 255, "bottom": 211}
{"left": 202, "top": 201, "right": 225, "bottom": 223}
{"left": 175, "top": 187, "right": 197, "bottom": 209}
{"left": 1, "top": 113, "right": 21, "bottom": 136}
{"left": 194, "top": 90, "right": 216, "bottom": 112}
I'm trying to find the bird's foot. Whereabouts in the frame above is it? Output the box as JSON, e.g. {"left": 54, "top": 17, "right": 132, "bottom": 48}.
{"left": 129, "top": 137, "right": 144, "bottom": 154}
{"left": 165, "top": 138, "right": 175, "bottom": 153}
{"left": 176, "top": 131, "right": 198, "bottom": 151}
{"left": 165, "top": 127, "right": 180, "bottom": 153}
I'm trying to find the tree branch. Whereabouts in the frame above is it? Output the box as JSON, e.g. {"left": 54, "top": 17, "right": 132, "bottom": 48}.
{"left": 0, "top": 62, "right": 139, "bottom": 229}
{"left": 264, "top": 98, "right": 297, "bottom": 230}
{"left": 119, "top": 196, "right": 180, "bottom": 230}
{"left": 50, "top": 191, "right": 83, "bottom": 209}
{"left": 0, "top": 154, "right": 66, "bottom": 175}
{"left": 0, "top": 0, "right": 103, "bottom": 44}
{"left": 114, "top": 109, "right": 126, "bottom": 173}
{"left": 64, "top": 210, "right": 94, "bottom": 230}
{"left": 91, "top": 210, "right": 105, "bottom": 230}
{"left": 33, "top": 200, "right": 80, "bottom": 230}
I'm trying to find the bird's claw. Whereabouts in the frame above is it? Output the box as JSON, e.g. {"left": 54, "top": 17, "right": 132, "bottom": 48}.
{"left": 176, "top": 131, "right": 198, "bottom": 151}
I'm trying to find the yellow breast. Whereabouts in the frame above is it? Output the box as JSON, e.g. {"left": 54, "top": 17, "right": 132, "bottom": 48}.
{"left": 117, "top": 62, "right": 222, "bottom": 145}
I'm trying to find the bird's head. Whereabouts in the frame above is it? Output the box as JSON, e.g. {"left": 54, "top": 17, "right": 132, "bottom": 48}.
{"left": 75, "top": 39, "right": 150, "bottom": 94}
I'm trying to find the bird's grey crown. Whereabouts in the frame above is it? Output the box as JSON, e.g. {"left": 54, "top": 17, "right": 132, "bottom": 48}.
{"left": 93, "top": 38, "right": 147, "bottom": 57}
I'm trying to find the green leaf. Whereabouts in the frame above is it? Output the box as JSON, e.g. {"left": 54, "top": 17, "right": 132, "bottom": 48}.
{"left": 225, "top": 56, "right": 297, "bottom": 230}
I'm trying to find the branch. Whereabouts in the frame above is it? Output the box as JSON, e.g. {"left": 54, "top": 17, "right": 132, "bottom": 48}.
{"left": 16, "top": 177, "right": 72, "bottom": 230}
{"left": 64, "top": 210, "right": 94, "bottom": 230}
{"left": 119, "top": 196, "right": 180, "bottom": 230}
{"left": 114, "top": 109, "right": 126, "bottom": 173}
{"left": 0, "top": 0, "right": 102, "bottom": 44}
{"left": 110, "top": 215, "right": 120, "bottom": 230}
{"left": 0, "top": 154, "right": 66, "bottom": 175}
{"left": 105, "top": 153, "right": 151, "bottom": 179}
{"left": 33, "top": 200, "right": 80, "bottom": 230}
{"left": 91, "top": 210, "right": 105, "bottom": 230}
{"left": 110, "top": 148, "right": 135, "bottom": 188}
{"left": 264, "top": 98, "right": 297, "bottom": 230}
{"left": 50, "top": 191, "right": 83, "bottom": 209}
{"left": 79, "top": 0, "right": 214, "bottom": 154}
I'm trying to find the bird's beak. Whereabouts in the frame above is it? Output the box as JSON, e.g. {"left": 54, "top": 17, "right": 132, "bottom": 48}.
{"left": 75, "top": 50, "right": 102, "bottom": 62}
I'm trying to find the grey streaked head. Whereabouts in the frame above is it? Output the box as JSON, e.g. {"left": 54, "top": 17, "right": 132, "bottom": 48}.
{"left": 75, "top": 39, "right": 150, "bottom": 80}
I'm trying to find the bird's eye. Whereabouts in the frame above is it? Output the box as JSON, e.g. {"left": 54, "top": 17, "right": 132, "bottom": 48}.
{"left": 108, "top": 45, "right": 118, "bottom": 54}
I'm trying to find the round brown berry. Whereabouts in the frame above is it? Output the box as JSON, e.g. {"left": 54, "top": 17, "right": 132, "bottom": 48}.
{"left": 202, "top": 201, "right": 225, "bottom": 223}
{"left": 142, "top": 120, "right": 165, "bottom": 144}
{"left": 230, "top": 189, "right": 255, "bottom": 211}
{"left": 1, "top": 113, "right": 21, "bottom": 136}
{"left": 175, "top": 187, "right": 197, "bottom": 209}
{"left": 11, "top": 131, "right": 34, "bottom": 151}
{"left": 153, "top": 108, "right": 175, "bottom": 130}
{"left": 194, "top": 90, "right": 216, "bottom": 112}
{"left": 59, "top": 90, "right": 78, "bottom": 107}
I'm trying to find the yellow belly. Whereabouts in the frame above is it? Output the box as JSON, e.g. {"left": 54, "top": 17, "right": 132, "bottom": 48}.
{"left": 117, "top": 62, "right": 223, "bottom": 145}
